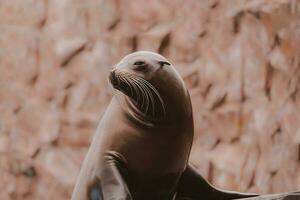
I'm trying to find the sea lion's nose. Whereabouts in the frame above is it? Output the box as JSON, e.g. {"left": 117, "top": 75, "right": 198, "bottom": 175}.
{"left": 111, "top": 69, "right": 116, "bottom": 78}
{"left": 109, "top": 69, "right": 118, "bottom": 87}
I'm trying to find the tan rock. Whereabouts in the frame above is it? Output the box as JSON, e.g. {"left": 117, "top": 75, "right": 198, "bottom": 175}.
{"left": 1, "top": 0, "right": 300, "bottom": 198}
{"left": 35, "top": 147, "right": 83, "bottom": 186}
{"left": 210, "top": 143, "right": 248, "bottom": 176}
{"left": 0, "top": 0, "right": 45, "bottom": 27}
{"left": 0, "top": 27, "right": 38, "bottom": 83}
{"left": 16, "top": 99, "right": 49, "bottom": 134}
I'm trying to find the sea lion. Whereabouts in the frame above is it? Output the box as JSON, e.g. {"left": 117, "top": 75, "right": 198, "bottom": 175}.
{"left": 71, "top": 51, "right": 257, "bottom": 200}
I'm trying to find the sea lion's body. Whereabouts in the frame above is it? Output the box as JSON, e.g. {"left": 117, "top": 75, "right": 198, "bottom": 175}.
{"left": 73, "top": 95, "right": 193, "bottom": 199}
{"left": 72, "top": 51, "right": 258, "bottom": 200}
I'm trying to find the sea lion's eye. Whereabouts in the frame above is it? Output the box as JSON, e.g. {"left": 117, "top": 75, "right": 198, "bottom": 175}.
{"left": 133, "top": 61, "right": 147, "bottom": 71}
{"left": 158, "top": 61, "right": 171, "bottom": 68}
{"left": 134, "top": 61, "right": 146, "bottom": 66}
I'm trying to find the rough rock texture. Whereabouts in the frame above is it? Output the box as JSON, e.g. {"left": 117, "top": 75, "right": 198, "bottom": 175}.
{"left": 0, "top": 0, "right": 300, "bottom": 199}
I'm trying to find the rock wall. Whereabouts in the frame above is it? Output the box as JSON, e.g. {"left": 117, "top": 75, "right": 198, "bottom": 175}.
{"left": 0, "top": 0, "right": 300, "bottom": 199}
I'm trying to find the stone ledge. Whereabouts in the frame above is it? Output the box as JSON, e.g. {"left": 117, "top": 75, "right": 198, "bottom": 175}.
{"left": 237, "top": 192, "right": 300, "bottom": 200}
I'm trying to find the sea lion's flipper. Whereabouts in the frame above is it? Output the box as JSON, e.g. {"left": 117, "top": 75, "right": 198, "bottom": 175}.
{"left": 100, "top": 152, "right": 133, "bottom": 200}
{"left": 89, "top": 183, "right": 103, "bottom": 200}
{"left": 176, "top": 165, "right": 258, "bottom": 200}
{"left": 87, "top": 177, "right": 103, "bottom": 200}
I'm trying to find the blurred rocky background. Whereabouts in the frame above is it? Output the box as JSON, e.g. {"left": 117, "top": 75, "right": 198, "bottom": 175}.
{"left": 0, "top": 0, "right": 300, "bottom": 199}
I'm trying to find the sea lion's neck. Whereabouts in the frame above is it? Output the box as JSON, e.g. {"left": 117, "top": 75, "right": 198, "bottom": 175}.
{"left": 125, "top": 96, "right": 158, "bottom": 127}
{"left": 114, "top": 86, "right": 191, "bottom": 127}
{"left": 125, "top": 97, "right": 190, "bottom": 128}
{"left": 113, "top": 93, "right": 163, "bottom": 127}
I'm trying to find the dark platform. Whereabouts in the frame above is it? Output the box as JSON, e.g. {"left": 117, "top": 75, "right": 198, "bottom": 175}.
{"left": 237, "top": 192, "right": 300, "bottom": 200}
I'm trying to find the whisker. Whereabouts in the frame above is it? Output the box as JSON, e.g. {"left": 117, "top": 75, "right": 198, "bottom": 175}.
{"left": 134, "top": 76, "right": 166, "bottom": 117}
{"left": 133, "top": 77, "right": 154, "bottom": 115}
{"left": 128, "top": 76, "right": 149, "bottom": 111}
{"left": 138, "top": 79, "right": 152, "bottom": 114}
{"left": 116, "top": 72, "right": 166, "bottom": 118}
{"left": 129, "top": 76, "right": 151, "bottom": 114}
{"left": 121, "top": 76, "right": 134, "bottom": 96}
{"left": 122, "top": 73, "right": 142, "bottom": 105}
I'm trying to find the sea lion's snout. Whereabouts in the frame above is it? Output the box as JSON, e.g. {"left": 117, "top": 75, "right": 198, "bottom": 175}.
{"left": 109, "top": 69, "right": 119, "bottom": 88}
{"left": 109, "top": 69, "right": 131, "bottom": 95}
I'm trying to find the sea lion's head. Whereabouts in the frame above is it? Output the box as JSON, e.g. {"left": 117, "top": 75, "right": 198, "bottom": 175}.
{"left": 109, "top": 51, "right": 192, "bottom": 124}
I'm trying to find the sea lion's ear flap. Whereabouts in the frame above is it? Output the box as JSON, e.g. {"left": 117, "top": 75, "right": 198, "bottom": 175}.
{"left": 158, "top": 61, "right": 171, "bottom": 68}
